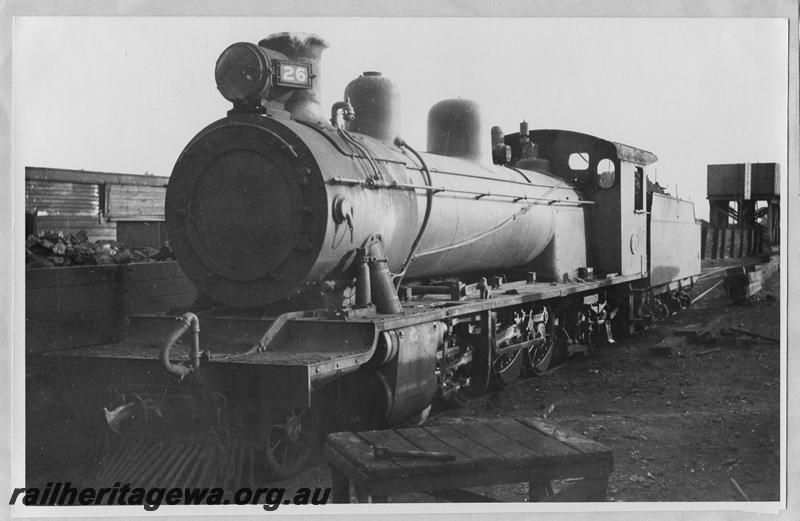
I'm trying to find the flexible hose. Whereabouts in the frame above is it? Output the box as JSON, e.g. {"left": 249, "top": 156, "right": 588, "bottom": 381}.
{"left": 393, "top": 137, "right": 434, "bottom": 289}
{"left": 160, "top": 313, "right": 200, "bottom": 379}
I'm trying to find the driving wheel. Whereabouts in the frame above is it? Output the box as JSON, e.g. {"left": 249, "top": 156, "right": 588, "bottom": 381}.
{"left": 524, "top": 307, "right": 554, "bottom": 376}
{"left": 492, "top": 336, "right": 525, "bottom": 388}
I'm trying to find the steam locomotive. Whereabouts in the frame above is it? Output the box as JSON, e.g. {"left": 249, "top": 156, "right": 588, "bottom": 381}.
{"left": 54, "top": 32, "right": 701, "bottom": 479}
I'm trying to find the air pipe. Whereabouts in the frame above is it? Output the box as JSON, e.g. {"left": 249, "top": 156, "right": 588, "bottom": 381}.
{"left": 393, "top": 137, "right": 434, "bottom": 289}
{"left": 160, "top": 312, "right": 201, "bottom": 379}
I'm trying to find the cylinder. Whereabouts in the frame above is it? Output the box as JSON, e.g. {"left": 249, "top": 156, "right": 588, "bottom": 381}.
{"left": 344, "top": 71, "right": 401, "bottom": 142}
{"left": 427, "top": 99, "right": 489, "bottom": 163}
{"left": 258, "top": 32, "right": 328, "bottom": 122}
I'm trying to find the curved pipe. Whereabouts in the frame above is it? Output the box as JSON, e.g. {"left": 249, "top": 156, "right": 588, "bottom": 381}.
{"left": 330, "top": 99, "right": 355, "bottom": 128}
{"left": 393, "top": 137, "right": 434, "bottom": 288}
{"left": 413, "top": 205, "right": 532, "bottom": 258}
{"left": 160, "top": 312, "right": 201, "bottom": 379}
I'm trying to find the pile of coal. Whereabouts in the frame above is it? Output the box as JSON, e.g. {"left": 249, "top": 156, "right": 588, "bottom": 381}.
{"left": 26, "top": 231, "right": 175, "bottom": 268}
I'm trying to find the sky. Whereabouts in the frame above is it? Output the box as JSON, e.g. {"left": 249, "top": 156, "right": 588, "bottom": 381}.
{"left": 13, "top": 17, "right": 788, "bottom": 220}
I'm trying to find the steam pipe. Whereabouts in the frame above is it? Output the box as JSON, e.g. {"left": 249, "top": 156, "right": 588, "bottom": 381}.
{"left": 365, "top": 236, "right": 403, "bottom": 314}
{"left": 160, "top": 312, "right": 201, "bottom": 379}
{"left": 393, "top": 137, "right": 434, "bottom": 289}
{"left": 330, "top": 99, "right": 355, "bottom": 128}
{"left": 355, "top": 247, "right": 372, "bottom": 308}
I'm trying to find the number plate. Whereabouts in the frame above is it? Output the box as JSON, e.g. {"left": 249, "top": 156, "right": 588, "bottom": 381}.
{"left": 275, "top": 61, "right": 312, "bottom": 88}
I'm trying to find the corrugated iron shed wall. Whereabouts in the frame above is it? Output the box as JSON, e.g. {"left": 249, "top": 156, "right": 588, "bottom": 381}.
{"left": 25, "top": 180, "right": 99, "bottom": 216}
{"left": 25, "top": 180, "right": 115, "bottom": 241}
{"left": 25, "top": 167, "right": 170, "bottom": 244}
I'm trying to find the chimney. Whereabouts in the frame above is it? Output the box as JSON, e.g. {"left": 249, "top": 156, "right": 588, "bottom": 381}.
{"left": 259, "top": 32, "right": 328, "bottom": 122}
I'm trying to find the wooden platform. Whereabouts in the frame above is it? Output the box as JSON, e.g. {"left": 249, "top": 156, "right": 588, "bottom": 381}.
{"left": 324, "top": 417, "right": 614, "bottom": 503}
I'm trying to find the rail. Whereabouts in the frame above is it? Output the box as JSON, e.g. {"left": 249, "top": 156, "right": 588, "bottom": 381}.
{"left": 328, "top": 177, "right": 593, "bottom": 206}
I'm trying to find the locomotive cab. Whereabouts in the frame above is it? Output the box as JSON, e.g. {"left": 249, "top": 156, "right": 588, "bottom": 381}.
{"left": 503, "top": 128, "right": 656, "bottom": 282}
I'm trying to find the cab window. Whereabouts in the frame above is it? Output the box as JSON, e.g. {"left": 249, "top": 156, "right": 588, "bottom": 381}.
{"left": 568, "top": 152, "right": 590, "bottom": 170}
{"left": 634, "top": 166, "right": 644, "bottom": 211}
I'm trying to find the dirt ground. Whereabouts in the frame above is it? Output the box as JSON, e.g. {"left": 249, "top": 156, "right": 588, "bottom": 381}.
{"left": 282, "top": 260, "right": 782, "bottom": 502}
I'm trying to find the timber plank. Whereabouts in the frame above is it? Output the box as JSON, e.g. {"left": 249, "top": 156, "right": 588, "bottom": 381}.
{"left": 26, "top": 265, "right": 119, "bottom": 289}
{"left": 27, "top": 285, "right": 117, "bottom": 310}
{"left": 108, "top": 186, "right": 166, "bottom": 219}
{"left": 55, "top": 317, "right": 118, "bottom": 343}
{"left": 124, "top": 274, "right": 193, "bottom": 284}
{"left": 25, "top": 287, "right": 65, "bottom": 310}
{"left": 111, "top": 199, "right": 163, "bottom": 208}
{"left": 26, "top": 167, "right": 169, "bottom": 187}
{"left": 127, "top": 294, "right": 196, "bottom": 315}
{"left": 127, "top": 290, "right": 196, "bottom": 304}
{"left": 124, "top": 262, "right": 186, "bottom": 281}
{"left": 324, "top": 418, "right": 614, "bottom": 503}
{"left": 326, "top": 432, "right": 399, "bottom": 474}
{"left": 517, "top": 418, "right": 612, "bottom": 456}
{"left": 27, "top": 302, "right": 119, "bottom": 325}
{"left": 478, "top": 417, "right": 578, "bottom": 462}
{"left": 449, "top": 420, "right": 535, "bottom": 467}
{"left": 111, "top": 200, "right": 163, "bottom": 209}
{"left": 126, "top": 198, "right": 164, "bottom": 205}
{"left": 34, "top": 216, "right": 111, "bottom": 225}
{"left": 34, "top": 218, "right": 116, "bottom": 237}
{"left": 421, "top": 425, "right": 496, "bottom": 467}
{"left": 357, "top": 429, "right": 466, "bottom": 474}
{"left": 394, "top": 427, "right": 475, "bottom": 467}
{"left": 27, "top": 319, "right": 119, "bottom": 352}
{"left": 111, "top": 185, "right": 165, "bottom": 196}
{"left": 357, "top": 430, "right": 435, "bottom": 474}
{"left": 125, "top": 278, "right": 196, "bottom": 299}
